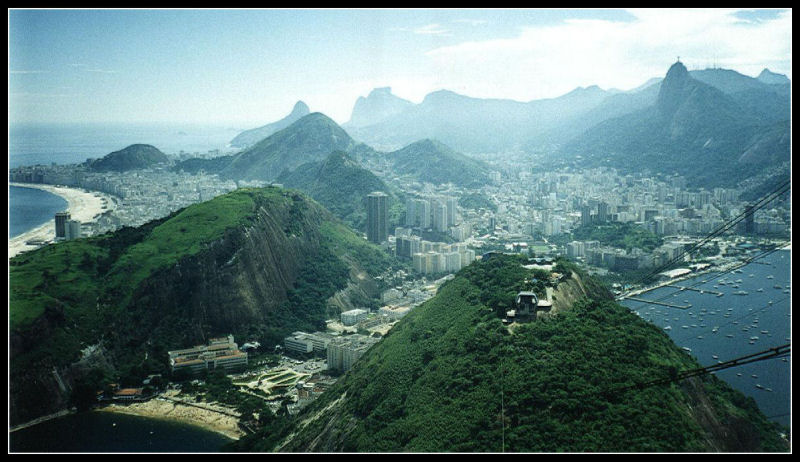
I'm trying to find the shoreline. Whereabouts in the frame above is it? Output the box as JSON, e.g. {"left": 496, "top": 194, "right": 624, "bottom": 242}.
{"left": 95, "top": 393, "right": 245, "bottom": 441}
{"left": 9, "top": 182, "right": 116, "bottom": 259}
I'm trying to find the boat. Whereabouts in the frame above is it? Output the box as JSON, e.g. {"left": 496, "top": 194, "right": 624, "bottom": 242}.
{"left": 734, "top": 290, "right": 749, "bottom": 295}
{"left": 757, "top": 288, "right": 764, "bottom": 292}
{"left": 726, "top": 334, "right": 734, "bottom": 338}
{"left": 663, "top": 326, "right": 672, "bottom": 331}
{"left": 767, "top": 275, "right": 774, "bottom": 279}
{"left": 755, "top": 384, "right": 764, "bottom": 390}
{"left": 682, "top": 347, "right": 692, "bottom": 353}
{"left": 751, "top": 374, "right": 758, "bottom": 378}
{"left": 697, "top": 336, "right": 704, "bottom": 339}
{"left": 712, "top": 355, "right": 719, "bottom": 360}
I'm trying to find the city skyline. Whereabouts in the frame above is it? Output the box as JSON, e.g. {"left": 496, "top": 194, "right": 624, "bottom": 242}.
{"left": 8, "top": 8, "right": 792, "bottom": 126}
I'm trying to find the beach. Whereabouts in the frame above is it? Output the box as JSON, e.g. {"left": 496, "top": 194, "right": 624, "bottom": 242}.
{"left": 97, "top": 391, "right": 244, "bottom": 441}
{"left": 9, "top": 183, "right": 115, "bottom": 259}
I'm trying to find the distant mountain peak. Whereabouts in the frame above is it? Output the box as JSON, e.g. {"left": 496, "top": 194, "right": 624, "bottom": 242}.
{"left": 291, "top": 100, "right": 310, "bottom": 114}
{"left": 346, "top": 87, "right": 413, "bottom": 128}
{"left": 657, "top": 61, "right": 693, "bottom": 117}
{"left": 230, "top": 101, "right": 311, "bottom": 148}
{"left": 757, "top": 68, "right": 790, "bottom": 85}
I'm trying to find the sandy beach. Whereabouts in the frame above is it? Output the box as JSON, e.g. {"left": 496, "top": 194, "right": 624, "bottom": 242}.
{"left": 9, "top": 183, "right": 115, "bottom": 259}
{"left": 97, "top": 392, "right": 244, "bottom": 441}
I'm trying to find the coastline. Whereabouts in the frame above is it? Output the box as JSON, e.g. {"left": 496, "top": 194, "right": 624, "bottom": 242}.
{"left": 9, "top": 182, "right": 115, "bottom": 259}
{"left": 95, "top": 392, "right": 244, "bottom": 441}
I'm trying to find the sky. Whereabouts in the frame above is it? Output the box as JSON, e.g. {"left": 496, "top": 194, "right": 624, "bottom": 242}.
{"left": 8, "top": 8, "right": 793, "bottom": 127}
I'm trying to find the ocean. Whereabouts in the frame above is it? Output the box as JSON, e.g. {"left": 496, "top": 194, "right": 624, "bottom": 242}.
{"left": 9, "top": 185, "right": 68, "bottom": 238}
{"left": 9, "top": 411, "right": 233, "bottom": 453}
{"left": 9, "top": 122, "right": 244, "bottom": 237}
{"left": 8, "top": 122, "right": 243, "bottom": 168}
{"left": 621, "top": 249, "right": 791, "bottom": 428}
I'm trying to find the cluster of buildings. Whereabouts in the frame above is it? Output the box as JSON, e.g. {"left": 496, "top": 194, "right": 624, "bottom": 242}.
{"left": 394, "top": 228, "right": 476, "bottom": 275}
{"left": 10, "top": 162, "right": 262, "bottom": 236}
{"left": 283, "top": 331, "right": 379, "bottom": 373}
{"left": 54, "top": 211, "right": 83, "bottom": 241}
{"left": 168, "top": 334, "right": 249, "bottom": 375}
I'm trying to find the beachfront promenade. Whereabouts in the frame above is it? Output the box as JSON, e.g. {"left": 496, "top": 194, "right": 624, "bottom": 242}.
{"left": 9, "top": 183, "right": 115, "bottom": 259}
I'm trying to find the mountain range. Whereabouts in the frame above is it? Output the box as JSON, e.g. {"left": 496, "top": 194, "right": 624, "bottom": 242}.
{"left": 557, "top": 61, "right": 790, "bottom": 187}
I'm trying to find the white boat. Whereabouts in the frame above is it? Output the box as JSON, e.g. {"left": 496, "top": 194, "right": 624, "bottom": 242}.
{"left": 682, "top": 347, "right": 692, "bottom": 353}
{"left": 663, "top": 326, "right": 672, "bottom": 331}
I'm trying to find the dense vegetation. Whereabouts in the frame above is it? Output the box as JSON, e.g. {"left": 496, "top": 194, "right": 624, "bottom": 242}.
{"left": 389, "top": 139, "right": 491, "bottom": 187}
{"left": 89, "top": 144, "right": 169, "bottom": 172}
{"left": 277, "top": 151, "right": 393, "bottom": 232}
{"left": 9, "top": 186, "right": 393, "bottom": 425}
{"left": 458, "top": 192, "right": 498, "bottom": 212}
{"left": 238, "top": 254, "right": 786, "bottom": 452}
{"left": 572, "top": 221, "right": 663, "bottom": 252}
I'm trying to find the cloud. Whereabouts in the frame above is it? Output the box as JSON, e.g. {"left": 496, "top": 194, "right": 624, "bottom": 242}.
{"left": 85, "top": 68, "right": 118, "bottom": 74}
{"left": 423, "top": 8, "right": 792, "bottom": 101}
{"left": 391, "top": 23, "right": 453, "bottom": 36}
{"left": 414, "top": 23, "right": 452, "bottom": 36}
{"left": 453, "top": 19, "right": 489, "bottom": 26}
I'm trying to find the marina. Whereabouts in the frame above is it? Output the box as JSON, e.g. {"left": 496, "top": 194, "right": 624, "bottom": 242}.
{"left": 621, "top": 249, "right": 791, "bottom": 427}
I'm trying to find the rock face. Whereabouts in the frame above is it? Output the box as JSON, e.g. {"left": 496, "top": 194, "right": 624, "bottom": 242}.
{"left": 89, "top": 144, "right": 168, "bottom": 172}
{"left": 560, "top": 61, "right": 790, "bottom": 188}
{"left": 9, "top": 187, "right": 390, "bottom": 426}
{"left": 346, "top": 87, "right": 413, "bottom": 128}
{"left": 230, "top": 101, "right": 311, "bottom": 148}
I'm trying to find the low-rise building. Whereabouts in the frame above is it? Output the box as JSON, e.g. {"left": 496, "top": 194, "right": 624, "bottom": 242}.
{"left": 341, "top": 308, "right": 369, "bottom": 326}
{"left": 168, "top": 334, "right": 248, "bottom": 375}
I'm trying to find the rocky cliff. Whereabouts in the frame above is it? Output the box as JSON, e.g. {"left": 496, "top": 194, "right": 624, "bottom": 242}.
{"left": 9, "top": 187, "right": 392, "bottom": 426}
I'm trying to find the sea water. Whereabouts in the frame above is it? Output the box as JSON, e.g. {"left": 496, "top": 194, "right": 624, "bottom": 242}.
{"left": 9, "top": 185, "right": 68, "bottom": 238}
{"left": 9, "top": 122, "right": 242, "bottom": 168}
{"left": 9, "top": 411, "right": 233, "bottom": 453}
{"left": 621, "top": 249, "right": 791, "bottom": 427}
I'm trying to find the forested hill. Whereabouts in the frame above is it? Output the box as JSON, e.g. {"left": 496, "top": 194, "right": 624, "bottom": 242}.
{"left": 9, "top": 187, "right": 393, "bottom": 426}
{"left": 276, "top": 150, "right": 395, "bottom": 232}
{"left": 236, "top": 254, "right": 788, "bottom": 452}
{"left": 89, "top": 144, "right": 169, "bottom": 172}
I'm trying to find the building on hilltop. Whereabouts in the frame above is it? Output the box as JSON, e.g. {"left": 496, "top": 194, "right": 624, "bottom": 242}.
{"left": 168, "top": 334, "right": 248, "bottom": 375}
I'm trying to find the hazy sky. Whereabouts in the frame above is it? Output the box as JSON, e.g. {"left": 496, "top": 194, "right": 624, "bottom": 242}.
{"left": 8, "top": 8, "right": 792, "bottom": 127}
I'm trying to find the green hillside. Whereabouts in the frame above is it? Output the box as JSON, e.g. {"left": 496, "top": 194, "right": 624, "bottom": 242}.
{"left": 9, "top": 187, "right": 393, "bottom": 425}
{"left": 389, "top": 139, "right": 491, "bottom": 187}
{"left": 277, "top": 151, "right": 394, "bottom": 232}
{"left": 239, "top": 254, "right": 787, "bottom": 452}
{"left": 89, "top": 144, "right": 169, "bottom": 172}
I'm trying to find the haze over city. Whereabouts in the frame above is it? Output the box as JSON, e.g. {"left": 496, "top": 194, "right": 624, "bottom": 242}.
{"left": 9, "top": 8, "right": 792, "bottom": 125}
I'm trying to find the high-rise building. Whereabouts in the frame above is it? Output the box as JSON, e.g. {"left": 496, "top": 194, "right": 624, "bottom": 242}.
{"left": 744, "top": 204, "right": 755, "bottom": 234}
{"left": 65, "top": 219, "right": 82, "bottom": 240}
{"left": 433, "top": 201, "right": 448, "bottom": 232}
{"left": 405, "top": 199, "right": 417, "bottom": 226}
{"left": 54, "top": 212, "right": 70, "bottom": 239}
{"left": 366, "top": 192, "right": 388, "bottom": 244}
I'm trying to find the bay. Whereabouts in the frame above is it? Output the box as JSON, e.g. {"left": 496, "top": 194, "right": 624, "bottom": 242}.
{"left": 9, "top": 410, "right": 233, "bottom": 453}
{"left": 621, "top": 249, "right": 791, "bottom": 427}
{"left": 8, "top": 185, "right": 68, "bottom": 238}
